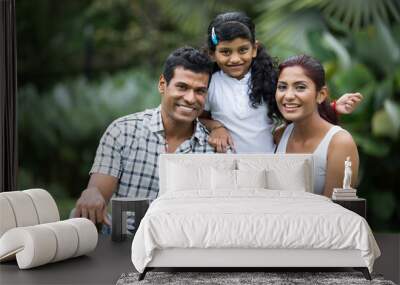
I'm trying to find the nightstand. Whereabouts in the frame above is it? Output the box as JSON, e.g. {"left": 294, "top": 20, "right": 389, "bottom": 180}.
{"left": 332, "top": 198, "right": 366, "bottom": 219}
{"left": 111, "top": 197, "right": 151, "bottom": 242}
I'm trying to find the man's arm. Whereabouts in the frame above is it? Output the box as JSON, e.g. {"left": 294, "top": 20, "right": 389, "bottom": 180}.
{"left": 74, "top": 173, "right": 118, "bottom": 225}
{"left": 199, "top": 110, "right": 224, "bottom": 130}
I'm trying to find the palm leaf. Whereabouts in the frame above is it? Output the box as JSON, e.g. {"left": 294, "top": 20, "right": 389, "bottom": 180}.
{"left": 256, "top": 0, "right": 400, "bottom": 49}
{"left": 322, "top": 0, "right": 400, "bottom": 30}
{"left": 257, "top": 9, "right": 325, "bottom": 54}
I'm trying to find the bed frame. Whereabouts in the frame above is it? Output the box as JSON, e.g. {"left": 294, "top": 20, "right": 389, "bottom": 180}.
{"left": 137, "top": 154, "right": 372, "bottom": 281}
{"left": 138, "top": 248, "right": 371, "bottom": 280}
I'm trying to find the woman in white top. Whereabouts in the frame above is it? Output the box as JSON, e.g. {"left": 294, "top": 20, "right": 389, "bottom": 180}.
{"left": 274, "top": 55, "right": 359, "bottom": 197}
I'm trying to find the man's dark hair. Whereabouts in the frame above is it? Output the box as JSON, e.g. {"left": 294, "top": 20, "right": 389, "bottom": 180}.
{"left": 162, "top": 46, "right": 213, "bottom": 85}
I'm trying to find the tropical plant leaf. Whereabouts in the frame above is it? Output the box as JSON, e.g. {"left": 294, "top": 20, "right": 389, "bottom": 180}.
{"left": 350, "top": 23, "right": 400, "bottom": 77}
{"left": 375, "top": 19, "right": 400, "bottom": 63}
{"left": 330, "top": 63, "right": 375, "bottom": 98}
{"left": 321, "top": 32, "right": 350, "bottom": 69}
{"left": 353, "top": 134, "right": 390, "bottom": 157}
{"left": 256, "top": 3, "right": 326, "bottom": 54}
{"left": 322, "top": 0, "right": 400, "bottom": 30}
{"left": 384, "top": 99, "right": 400, "bottom": 136}
{"left": 371, "top": 99, "right": 400, "bottom": 141}
{"left": 373, "top": 79, "right": 394, "bottom": 110}
{"left": 372, "top": 109, "right": 397, "bottom": 139}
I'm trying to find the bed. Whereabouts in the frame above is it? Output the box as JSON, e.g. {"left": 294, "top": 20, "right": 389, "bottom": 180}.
{"left": 131, "top": 154, "right": 380, "bottom": 280}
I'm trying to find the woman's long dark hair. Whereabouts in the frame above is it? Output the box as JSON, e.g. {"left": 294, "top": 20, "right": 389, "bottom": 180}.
{"left": 206, "top": 12, "right": 279, "bottom": 121}
{"left": 278, "top": 55, "right": 338, "bottom": 125}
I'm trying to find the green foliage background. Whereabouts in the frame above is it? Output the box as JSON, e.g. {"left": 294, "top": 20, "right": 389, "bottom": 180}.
{"left": 17, "top": 0, "right": 399, "bottom": 231}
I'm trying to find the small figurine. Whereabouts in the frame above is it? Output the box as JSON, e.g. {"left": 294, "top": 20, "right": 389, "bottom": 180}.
{"left": 343, "top": 156, "right": 352, "bottom": 190}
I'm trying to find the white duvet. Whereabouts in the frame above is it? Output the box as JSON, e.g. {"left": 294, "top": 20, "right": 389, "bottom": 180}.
{"left": 131, "top": 190, "right": 380, "bottom": 273}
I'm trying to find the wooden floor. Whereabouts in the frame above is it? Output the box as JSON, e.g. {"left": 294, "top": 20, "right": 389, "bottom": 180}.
{"left": 0, "top": 233, "right": 398, "bottom": 284}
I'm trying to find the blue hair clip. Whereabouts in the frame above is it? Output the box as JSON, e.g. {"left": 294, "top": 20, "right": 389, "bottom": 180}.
{"left": 211, "top": 27, "right": 218, "bottom": 45}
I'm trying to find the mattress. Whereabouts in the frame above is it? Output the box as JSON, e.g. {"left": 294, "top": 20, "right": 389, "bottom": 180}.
{"left": 131, "top": 190, "right": 380, "bottom": 273}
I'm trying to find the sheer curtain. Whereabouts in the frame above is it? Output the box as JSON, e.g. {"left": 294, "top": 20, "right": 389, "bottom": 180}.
{"left": 0, "top": 0, "right": 17, "bottom": 192}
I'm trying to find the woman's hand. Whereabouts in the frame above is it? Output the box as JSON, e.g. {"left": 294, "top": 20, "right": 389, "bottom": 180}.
{"left": 208, "top": 126, "right": 235, "bottom": 153}
{"left": 335, "top": 93, "right": 363, "bottom": 115}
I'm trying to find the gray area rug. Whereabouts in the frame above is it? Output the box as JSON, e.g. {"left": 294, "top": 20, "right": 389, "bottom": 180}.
{"left": 116, "top": 271, "right": 396, "bottom": 285}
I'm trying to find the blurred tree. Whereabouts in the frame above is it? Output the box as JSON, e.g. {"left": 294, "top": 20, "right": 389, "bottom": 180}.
{"left": 18, "top": 69, "right": 158, "bottom": 198}
{"left": 17, "top": 0, "right": 92, "bottom": 89}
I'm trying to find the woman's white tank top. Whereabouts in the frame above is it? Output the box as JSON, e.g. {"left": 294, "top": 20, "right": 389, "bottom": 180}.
{"left": 275, "top": 123, "right": 343, "bottom": 194}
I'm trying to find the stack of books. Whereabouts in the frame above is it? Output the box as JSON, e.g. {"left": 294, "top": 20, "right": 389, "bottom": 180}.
{"left": 332, "top": 188, "right": 358, "bottom": 200}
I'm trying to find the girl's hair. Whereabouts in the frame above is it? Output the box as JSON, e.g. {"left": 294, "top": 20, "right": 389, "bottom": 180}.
{"left": 278, "top": 54, "right": 338, "bottom": 125}
{"left": 207, "top": 12, "right": 279, "bottom": 119}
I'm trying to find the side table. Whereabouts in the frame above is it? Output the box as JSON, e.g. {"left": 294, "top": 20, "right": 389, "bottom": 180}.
{"left": 111, "top": 197, "right": 151, "bottom": 242}
{"left": 332, "top": 198, "right": 366, "bottom": 219}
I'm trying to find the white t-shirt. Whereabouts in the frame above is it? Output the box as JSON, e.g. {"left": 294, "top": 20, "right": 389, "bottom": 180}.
{"left": 204, "top": 70, "right": 275, "bottom": 153}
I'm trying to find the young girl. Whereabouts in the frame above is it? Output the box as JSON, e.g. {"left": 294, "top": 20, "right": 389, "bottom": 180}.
{"left": 274, "top": 55, "right": 359, "bottom": 197}
{"left": 200, "top": 11, "right": 362, "bottom": 153}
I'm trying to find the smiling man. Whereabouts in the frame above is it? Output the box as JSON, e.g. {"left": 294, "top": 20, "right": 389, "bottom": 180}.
{"left": 73, "top": 47, "right": 215, "bottom": 231}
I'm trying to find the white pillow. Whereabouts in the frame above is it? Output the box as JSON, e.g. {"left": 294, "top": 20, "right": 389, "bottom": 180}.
{"left": 211, "top": 169, "right": 268, "bottom": 190}
{"left": 237, "top": 158, "right": 312, "bottom": 192}
{"left": 236, "top": 169, "right": 268, "bottom": 189}
{"left": 266, "top": 166, "right": 307, "bottom": 191}
{"left": 167, "top": 162, "right": 211, "bottom": 191}
{"left": 211, "top": 168, "right": 236, "bottom": 190}
{"left": 159, "top": 155, "right": 237, "bottom": 195}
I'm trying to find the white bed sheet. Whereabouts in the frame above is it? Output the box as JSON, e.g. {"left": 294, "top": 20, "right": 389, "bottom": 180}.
{"left": 131, "top": 190, "right": 380, "bottom": 273}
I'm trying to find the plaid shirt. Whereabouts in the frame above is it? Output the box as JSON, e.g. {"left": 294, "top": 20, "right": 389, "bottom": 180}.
{"left": 90, "top": 105, "right": 215, "bottom": 200}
